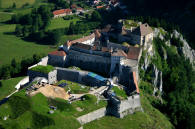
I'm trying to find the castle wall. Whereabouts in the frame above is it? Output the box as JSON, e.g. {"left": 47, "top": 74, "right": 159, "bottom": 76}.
{"left": 118, "top": 34, "right": 141, "bottom": 45}
{"left": 119, "top": 95, "right": 141, "bottom": 118}
{"left": 67, "top": 50, "right": 111, "bottom": 75}
{"left": 77, "top": 107, "right": 107, "bottom": 125}
{"left": 28, "top": 70, "right": 57, "bottom": 84}
{"left": 77, "top": 94, "right": 142, "bottom": 125}
{"left": 56, "top": 67, "right": 88, "bottom": 84}
{"left": 119, "top": 63, "right": 138, "bottom": 85}
{"left": 28, "top": 56, "right": 48, "bottom": 69}
{"left": 107, "top": 42, "right": 128, "bottom": 52}
{"left": 48, "top": 55, "right": 66, "bottom": 67}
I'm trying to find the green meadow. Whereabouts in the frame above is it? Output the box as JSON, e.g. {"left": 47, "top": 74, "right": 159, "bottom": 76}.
{"left": 0, "top": 76, "right": 24, "bottom": 100}
{"left": 0, "top": 0, "right": 35, "bottom": 8}
{"left": 0, "top": 13, "right": 55, "bottom": 66}
{"left": 48, "top": 17, "right": 81, "bottom": 30}
{"left": 84, "top": 95, "right": 173, "bottom": 129}
{"left": 0, "top": 86, "right": 173, "bottom": 129}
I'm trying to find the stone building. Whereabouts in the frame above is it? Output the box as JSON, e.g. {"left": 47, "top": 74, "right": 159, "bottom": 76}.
{"left": 48, "top": 50, "right": 67, "bottom": 67}
{"left": 53, "top": 9, "right": 72, "bottom": 18}
{"left": 118, "top": 23, "right": 153, "bottom": 45}
{"left": 47, "top": 27, "right": 146, "bottom": 93}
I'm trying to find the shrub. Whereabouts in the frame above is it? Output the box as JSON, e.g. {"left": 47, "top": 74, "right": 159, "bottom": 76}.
{"left": 8, "top": 96, "right": 31, "bottom": 118}
{"left": 139, "top": 81, "right": 153, "bottom": 95}
{"left": 112, "top": 86, "right": 128, "bottom": 99}
{"left": 32, "top": 112, "right": 55, "bottom": 129}
{"left": 82, "top": 94, "right": 97, "bottom": 103}
{"left": 170, "top": 36, "right": 184, "bottom": 48}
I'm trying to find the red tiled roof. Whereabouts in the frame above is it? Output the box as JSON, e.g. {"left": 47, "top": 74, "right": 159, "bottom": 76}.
{"left": 65, "top": 33, "right": 95, "bottom": 46}
{"left": 72, "top": 43, "right": 92, "bottom": 50}
{"left": 127, "top": 46, "right": 141, "bottom": 60}
{"left": 96, "top": 6, "right": 104, "bottom": 9}
{"left": 49, "top": 51, "right": 66, "bottom": 56}
{"left": 112, "top": 49, "right": 127, "bottom": 57}
{"left": 102, "top": 47, "right": 110, "bottom": 52}
{"left": 53, "top": 9, "right": 72, "bottom": 15}
{"left": 77, "top": 8, "right": 83, "bottom": 11}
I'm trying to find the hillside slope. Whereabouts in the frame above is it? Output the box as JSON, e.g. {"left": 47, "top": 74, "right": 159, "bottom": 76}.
{"left": 84, "top": 95, "right": 173, "bottom": 129}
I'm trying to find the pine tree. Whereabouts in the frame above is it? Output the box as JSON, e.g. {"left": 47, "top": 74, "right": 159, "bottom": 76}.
{"left": 12, "top": 2, "right": 16, "bottom": 8}
{"left": 15, "top": 24, "right": 23, "bottom": 36}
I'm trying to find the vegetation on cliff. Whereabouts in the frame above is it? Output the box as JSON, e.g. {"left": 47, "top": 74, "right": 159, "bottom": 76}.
{"left": 139, "top": 33, "right": 195, "bottom": 129}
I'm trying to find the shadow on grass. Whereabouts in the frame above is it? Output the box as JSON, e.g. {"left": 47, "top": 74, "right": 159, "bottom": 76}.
{"left": 8, "top": 96, "right": 31, "bottom": 119}
{"left": 3, "top": 32, "right": 15, "bottom": 35}
{"left": 32, "top": 112, "right": 55, "bottom": 129}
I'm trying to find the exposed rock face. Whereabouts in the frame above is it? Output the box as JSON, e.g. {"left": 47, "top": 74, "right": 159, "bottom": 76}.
{"left": 141, "top": 35, "right": 163, "bottom": 95}
{"left": 140, "top": 28, "right": 195, "bottom": 96}
{"left": 172, "top": 30, "right": 195, "bottom": 65}
{"left": 152, "top": 65, "right": 163, "bottom": 94}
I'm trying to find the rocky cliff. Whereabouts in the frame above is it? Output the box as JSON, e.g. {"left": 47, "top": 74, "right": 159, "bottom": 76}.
{"left": 139, "top": 27, "right": 195, "bottom": 97}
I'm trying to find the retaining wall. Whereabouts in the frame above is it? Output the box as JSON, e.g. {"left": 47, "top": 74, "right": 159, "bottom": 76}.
{"left": 28, "top": 56, "right": 48, "bottom": 69}
{"left": 77, "top": 107, "right": 106, "bottom": 125}
{"left": 119, "top": 95, "right": 141, "bottom": 118}
{"left": 15, "top": 76, "right": 29, "bottom": 89}
{"left": 77, "top": 94, "right": 142, "bottom": 125}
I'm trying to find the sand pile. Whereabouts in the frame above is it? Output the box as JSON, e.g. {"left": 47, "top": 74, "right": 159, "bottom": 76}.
{"left": 31, "top": 84, "right": 69, "bottom": 100}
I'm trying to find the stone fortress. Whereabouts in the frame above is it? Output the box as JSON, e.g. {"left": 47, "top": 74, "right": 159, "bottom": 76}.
{"left": 27, "top": 19, "right": 154, "bottom": 124}
{"left": 47, "top": 19, "right": 153, "bottom": 94}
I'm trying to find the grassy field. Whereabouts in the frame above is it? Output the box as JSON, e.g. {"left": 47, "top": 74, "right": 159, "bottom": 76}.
{"left": 0, "top": 91, "right": 106, "bottom": 129}
{"left": 0, "top": 76, "right": 24, "bottom": 100}
{"left": 0, "top": 13, "right": 55, "bottom": 66}
{"left": 59, "top": 34, "right": 83, "bottom": 45}
{"left": 55, "top": 80, "right": 90, "bottom": 94}
{"left": 0, "top": 0, "right": 35, "bottom": 8}
{"left": 48, "top": 17, "right": 81, "bottom": 30}
{"left": 84, "top": 95, "right": 173, "bottom": 129}
{"left": 0, "top": 88, "right": 173, "bottom": 129}
{"left": 0, "top": 12, "right": 12, "bottom": 22}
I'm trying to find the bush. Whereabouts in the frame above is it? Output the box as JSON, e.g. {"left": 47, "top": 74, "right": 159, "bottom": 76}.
{"left": 140, "top": 81, "right": 153, "bottom": 95}
{"left": 8, "top": 96, "right": 31, "bottom": 118}
{"left": 91, "top": 11, "right": 102, "bottom": 21}
{"left": 112, "top": 86, "right": 128, "bottom": 99}
{"left": 32, "top": 112, "right": 55, "bottom": 129}
{"left": 170, "top": 36, "right": 184, "bottom": 48}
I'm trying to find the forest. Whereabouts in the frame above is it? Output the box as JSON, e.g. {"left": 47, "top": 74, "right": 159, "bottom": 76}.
{"left": 122, "top": 0, "right": 195, "bottom": 49}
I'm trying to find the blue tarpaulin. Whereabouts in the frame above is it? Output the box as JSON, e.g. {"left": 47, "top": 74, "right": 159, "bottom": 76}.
{"left": 87, "top": 72, "right": 106, "bottom": 81}
{"left": 58, "top": 83, "right": 67, "bottom": 87}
